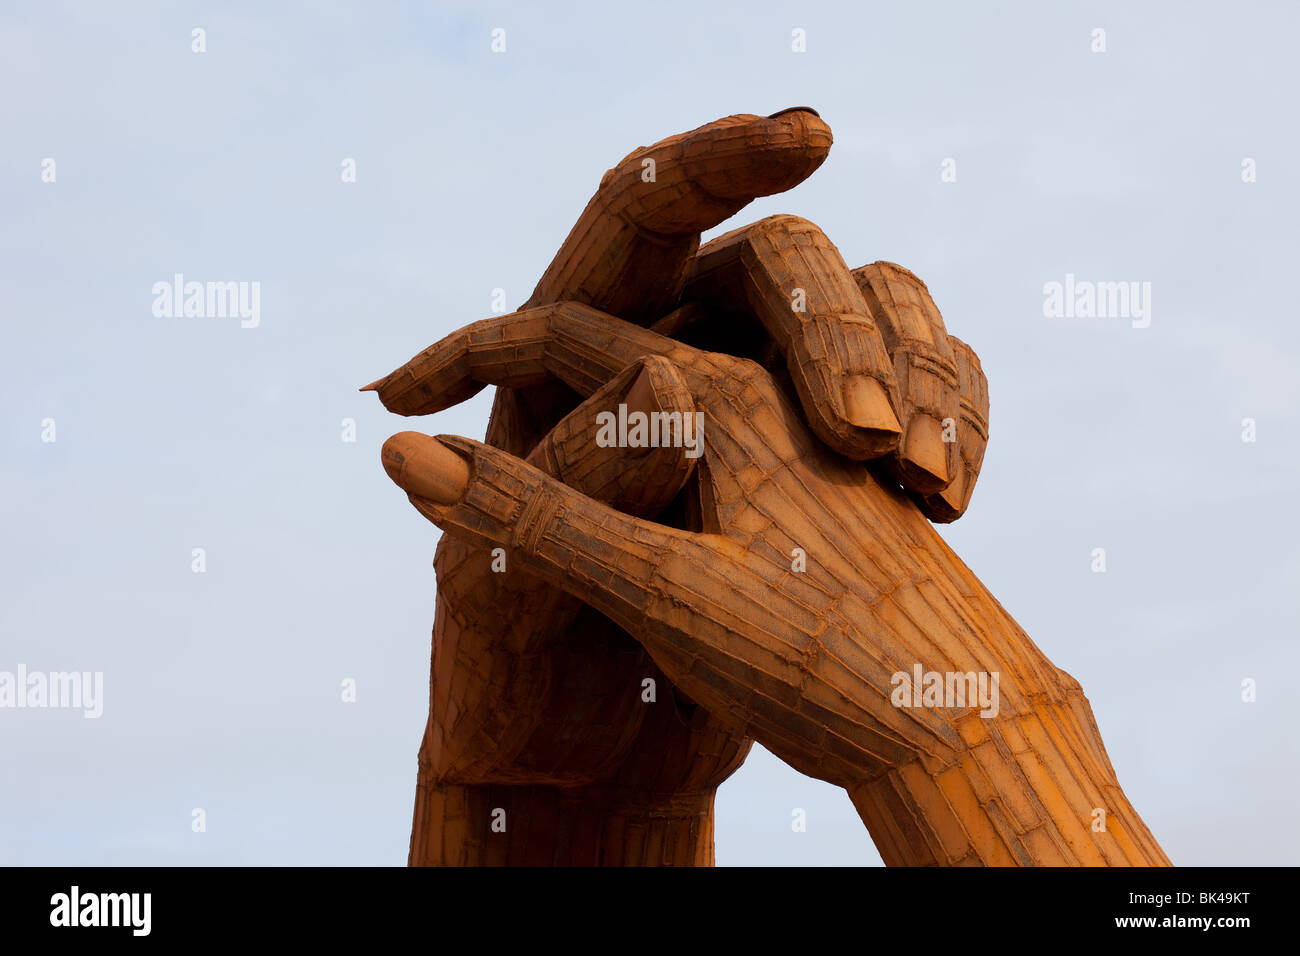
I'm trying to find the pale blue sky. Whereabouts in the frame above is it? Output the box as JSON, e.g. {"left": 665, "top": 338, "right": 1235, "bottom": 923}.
{"left": 2, "top": 0, "right": 1297, "bottom": 865}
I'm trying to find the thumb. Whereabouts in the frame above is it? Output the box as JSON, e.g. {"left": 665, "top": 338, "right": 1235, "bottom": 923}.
{"left": 382, "top": 432, "right": 676, "bottom": 618}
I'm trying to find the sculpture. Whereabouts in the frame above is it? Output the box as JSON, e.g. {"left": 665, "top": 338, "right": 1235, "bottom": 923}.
{"left": 364, "top": 109, "right": 1171, "bottom": 866}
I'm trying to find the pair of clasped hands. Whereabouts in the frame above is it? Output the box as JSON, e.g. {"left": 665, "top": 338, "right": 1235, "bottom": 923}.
{"left": 365, "top": 108, "right": 1005, "bottom": 847}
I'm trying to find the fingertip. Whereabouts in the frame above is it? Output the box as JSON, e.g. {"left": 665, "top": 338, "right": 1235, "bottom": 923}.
{"left": 765, "top": 107, "right": 832, "bottom": 147}
{"left": 842, "top": 375, "right": 902, "bottom": 439}
{"left": 767, "top": 106, "right": 821, "bottom": 119}
{"left": 936, "top": 466, "right": 969, "bottom": 514}
{"left": 897, "top": 414, "right": 952, "bottom": 494}
{"left": 915, "top": 495, "right": 961, "bottom": 525}
{"left": 915, "top": 467, "right": 971, "bottom": 524}
{"left": 381, "top": 432, "right": 470, "bottom": 505}
{"left": 683, "top": 109, "right": 832, "bottom": 203}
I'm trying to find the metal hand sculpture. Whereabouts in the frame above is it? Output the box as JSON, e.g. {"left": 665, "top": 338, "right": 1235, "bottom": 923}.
{"left": 365, "top": 110, "right": 1170, "bottom": 866}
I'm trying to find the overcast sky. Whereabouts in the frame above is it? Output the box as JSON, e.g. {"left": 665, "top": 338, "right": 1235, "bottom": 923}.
{"left": 2, "top": 0, "right": 1297, "bottom": 865}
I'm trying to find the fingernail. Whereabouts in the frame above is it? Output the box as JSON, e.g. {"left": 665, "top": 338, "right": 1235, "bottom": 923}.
{"left": 901, "top": 414, "right": 950, "bottom": 488}
{"left": 767, "top": 106, "right": 822, "bottom": 119}
{"left": 623, "top": 363, "right": 658, "bottom": 416}
{"left": 381, "top": 432, "right": 470, "bottom": 505}
{"left": 937, "top": 464, "right": 968, "bottom": 513}
{"left": 842, "top": 375, "right": 902, "bottom": 436}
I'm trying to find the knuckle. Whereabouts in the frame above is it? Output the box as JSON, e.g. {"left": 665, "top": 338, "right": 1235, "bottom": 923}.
{"left": 1054, "top": 666, "right": 1086, "bottom": 699}
{"left": 751, "top": 212, "right": 822, "bottom": 239}
{"left": 869, "top": 260, "right": 931, "bottom": 292}
{"left": 713, "top": 352, "right": 767, "bottom": 381}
